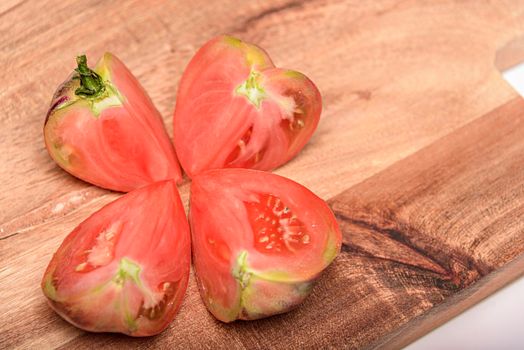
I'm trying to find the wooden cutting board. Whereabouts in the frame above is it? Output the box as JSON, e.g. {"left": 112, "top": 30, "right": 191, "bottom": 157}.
{"left": 1, "top": 1, "right": 524, "bottom": 349}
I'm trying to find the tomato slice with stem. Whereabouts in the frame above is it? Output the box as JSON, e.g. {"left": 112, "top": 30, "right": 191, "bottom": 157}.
{"left": 41, "top": 180, "right": 191, "bottom": 336}
{"left": 190, "top": 169, "right": 341, "bottom": 322}
{"left": 44, "top": 53, "right": 181, "bottom": 192}
{"left": 173, "top": 35, "right": 322, "bottom": 177}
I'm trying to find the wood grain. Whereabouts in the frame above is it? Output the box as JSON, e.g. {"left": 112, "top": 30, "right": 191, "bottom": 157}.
{"left": 1, "top": 0, "right": 524, "bottom": 349}
{"left": 330, "top": 97, "right": 524, "bottom": 349}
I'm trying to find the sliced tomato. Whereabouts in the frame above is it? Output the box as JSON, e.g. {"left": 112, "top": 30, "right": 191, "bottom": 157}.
{"left": 41, "top": 180, "right": 190, "bottom": 336}
{"left": 44, "top": 53, "right": 182, "bottom": 192}
{"left": 173, "top": 35, "right": 322, "bottom": 177}
{"left": 189, "top": 169, "right": 341, "bottom": 322}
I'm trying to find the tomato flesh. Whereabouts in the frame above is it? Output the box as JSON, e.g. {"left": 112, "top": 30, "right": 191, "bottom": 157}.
{"left": 41, "top": 181, "right": 190, "bottom": 336}
{"left": 173, "top": 35, "right": 322, "bottom": 177}
{"left": 44, "top": 53, "right": 182, "bottom": 192}
{"left": 72, "top": 221, "right": 123, "bottom": 274}
{"left": 190, "top": 169, "right": 341, "bottom": 322}
{"left": 246, "top": 194, "right": 310, "bottom": 255}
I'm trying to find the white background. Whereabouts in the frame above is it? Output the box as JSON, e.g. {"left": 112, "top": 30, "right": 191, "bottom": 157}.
{"left": 406, "top": 64, "right": 524, "bottom": 350}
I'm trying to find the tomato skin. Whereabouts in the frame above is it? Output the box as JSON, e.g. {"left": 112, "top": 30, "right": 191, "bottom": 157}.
{"left": 41, "top": 180, "right": 190, "bottom": 336}
{"left": 44, "top": 53, "right": 182, "bottom": 192}
{"left": 190, "top": 169, "right": 341, "bottom": 322}
{"left": 173, "top": 35, "right": 322, "bottom": 178}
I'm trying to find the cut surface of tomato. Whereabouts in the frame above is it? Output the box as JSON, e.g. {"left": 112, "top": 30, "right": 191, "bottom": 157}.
{"left": 41, "top": 180, "right": 190, "bottom": 336}
{"left": 190, "top": 169, "right": 341, "bottom": 322}
{"left": 245, "top": 193, "right": 311, "bottom": 255}
{"left": 173, "top": 35, "right": 322, "bottom": 177}
{"left": 44, "top": 53, "right": 181, "bottom": 192}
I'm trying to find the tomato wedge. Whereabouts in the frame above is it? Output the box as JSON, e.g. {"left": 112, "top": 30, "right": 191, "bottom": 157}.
{"left": 44, "top": 54, "right": 182, "bottom": 192}
{"left": 189, "top": 169, "right": 341, "bottom": 322}
{"left": 41, "top": 180, "right": 190, "bottom": 336}
{"left": 173, "top": 35, "right": 322, "bottom": 177}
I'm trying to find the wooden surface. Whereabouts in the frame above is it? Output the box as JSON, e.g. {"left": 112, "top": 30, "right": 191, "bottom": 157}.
{"left": 1, "top": 0, "right": 524, "bottom": 349}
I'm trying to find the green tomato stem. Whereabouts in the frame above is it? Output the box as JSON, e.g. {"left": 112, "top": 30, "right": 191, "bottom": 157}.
{"left": 74, "top": 55, "right": 105, "bottom": 98}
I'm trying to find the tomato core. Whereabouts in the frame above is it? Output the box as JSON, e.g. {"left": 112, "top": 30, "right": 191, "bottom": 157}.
{"left": 235, "top": 70, "right": 266, "bottom": 108}
{"left": 75, "top": 222, "right": 122, "bottom": 273}
{"left": 279, "top": 89, "right": 308, "bottom": 140}
{"left": 137, "top": 280, "right": 180, "bottom": 320}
